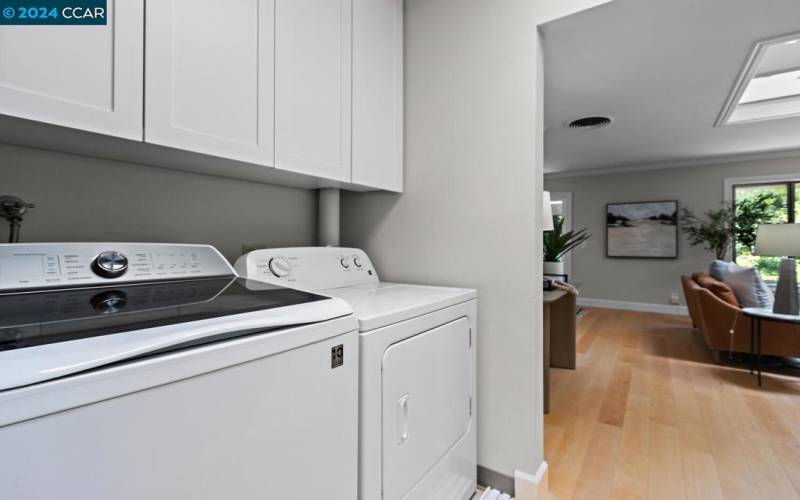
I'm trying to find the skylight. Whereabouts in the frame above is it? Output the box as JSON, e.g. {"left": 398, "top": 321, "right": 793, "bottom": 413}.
{"left": 738, "top": 70, "right": 800, "bottom": 104}
{"left": 717, "top": 33, "right": 800, "bottom": 126}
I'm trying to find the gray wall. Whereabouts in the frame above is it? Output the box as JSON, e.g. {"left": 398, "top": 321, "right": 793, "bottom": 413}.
{"left": 342, "top": 0, "right": 612, "bottom": 486}
{"left": 544, "top": 155, "right": 800, "bottom": 306}
{"left": 0, "top": 144, "right": 317, "bottom": 262}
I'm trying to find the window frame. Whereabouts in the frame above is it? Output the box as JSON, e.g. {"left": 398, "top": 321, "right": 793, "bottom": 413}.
{"left": 725, "top": 175, "right": 800, "bottom": 262}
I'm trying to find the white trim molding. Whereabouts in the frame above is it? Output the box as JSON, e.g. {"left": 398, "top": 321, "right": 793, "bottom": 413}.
{"left": 544, "top": 147, "right": 800, "bottom": 180}
{"left": 723, "top": 173, "right": 800, "bottom": 203}
{"left": 578, "top": 298, "right": 688, "bottom": 316}
{"left": 514, "top": 462, "right": 549, "bottom": 500}
{"left": 716, "top": 31, "right": 800, "bottom": 128}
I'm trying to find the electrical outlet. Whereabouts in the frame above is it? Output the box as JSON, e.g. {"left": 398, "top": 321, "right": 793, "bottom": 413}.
{"left": 670, "top": 293, "right": 680, "bottom": 305}
{"left": 241, "top": 242, "right": 267, "bottom": 255}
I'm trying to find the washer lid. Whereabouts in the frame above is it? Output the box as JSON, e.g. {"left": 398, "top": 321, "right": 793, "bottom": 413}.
{"left": 321, "top": 283, "right": 476, "bottom": 331}
{"left": 0, "top": 278, "right": 353, "bottom": 391}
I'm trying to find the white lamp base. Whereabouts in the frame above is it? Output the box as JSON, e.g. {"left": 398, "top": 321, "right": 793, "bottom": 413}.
{"left": 773, "top": 257, "right": 799, "bottom": 315}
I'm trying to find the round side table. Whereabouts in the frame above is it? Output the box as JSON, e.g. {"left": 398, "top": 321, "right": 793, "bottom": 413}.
{"left": 742, "top": 307, "right": 800, "bottom": 386}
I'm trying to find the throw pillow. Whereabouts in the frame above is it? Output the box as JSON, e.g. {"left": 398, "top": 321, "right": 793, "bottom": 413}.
{"left": 708, "top": 260, "right": 730, "bottom": 281}
{"left": 695, "top": 274, "right": 739, "bottom": 307}
{"left": 723, "top": 264, "right": 774, "bottom": 309}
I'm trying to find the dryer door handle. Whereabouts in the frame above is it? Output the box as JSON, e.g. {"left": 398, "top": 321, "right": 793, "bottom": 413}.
{"left": 397, "top": 394, "right": 410, "bottom": 445}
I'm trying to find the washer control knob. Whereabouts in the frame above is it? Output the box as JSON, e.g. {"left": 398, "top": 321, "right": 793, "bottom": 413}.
{"left": 268, "top": 257, "right": 291, "bottom": 277}
{"left": 340, "top": 257, "right": 351, "bottom": 269}
{"left": 92, "top": 251, "right": 128, "bottom": 279}
{"left": 353, "top": 256, "right": 363, "bottom": 268}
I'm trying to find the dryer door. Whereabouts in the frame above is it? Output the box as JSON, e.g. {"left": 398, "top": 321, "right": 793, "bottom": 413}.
{"left": 381, "top": 317, "right": 472, "bottom": 500}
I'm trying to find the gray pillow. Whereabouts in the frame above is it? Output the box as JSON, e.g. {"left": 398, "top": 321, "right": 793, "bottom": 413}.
{"left": 723, "top": 263, "right": 774, "bottom": 309}
{"left": 709, "top": 260, "right": 729, "bottom": 281}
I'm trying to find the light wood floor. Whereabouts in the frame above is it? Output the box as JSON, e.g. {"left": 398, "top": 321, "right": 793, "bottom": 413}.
{"left": 545, "top": 308, "right": 800, "bottom": 500}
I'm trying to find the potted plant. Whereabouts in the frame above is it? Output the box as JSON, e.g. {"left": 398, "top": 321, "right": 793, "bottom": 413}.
{"left": 543, "top": 216, "right": 591, "bottom": 275}
{"left": 680, "top": 192, "right": 783, "bottom": 260}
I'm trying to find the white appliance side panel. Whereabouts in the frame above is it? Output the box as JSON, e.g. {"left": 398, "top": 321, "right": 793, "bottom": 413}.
{"left": 0, "top": 332, "right": 358, "bottom": 500}
{"left": 381, "top": 318, "right": 472, "bottom": 500}
{"left": 235, "top": 247, "right": 378, "bottom": 290}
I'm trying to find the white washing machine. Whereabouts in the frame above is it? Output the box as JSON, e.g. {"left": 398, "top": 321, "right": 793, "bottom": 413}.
{"left": 0, "top": 243, "right": 359, "bottom": 500}
{"left": 236, "top": 247, "right": 477, "bottom": 500}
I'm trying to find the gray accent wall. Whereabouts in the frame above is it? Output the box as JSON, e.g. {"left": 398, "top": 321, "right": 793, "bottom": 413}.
{"left": 0, "top": 144, "right": 317, "bottom": 262}
{"left": 544, "top": 156, "right": 800, "bottom": 307}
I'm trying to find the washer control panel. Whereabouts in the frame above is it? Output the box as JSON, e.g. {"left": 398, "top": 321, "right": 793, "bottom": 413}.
{"left": 0, "top": 243, "right": 236, "bottom": 291}
{"left": 235, "top": 247, "right": 378, "bottom": 291}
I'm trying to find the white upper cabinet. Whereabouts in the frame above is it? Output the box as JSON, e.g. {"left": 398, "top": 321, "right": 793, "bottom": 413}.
{"left": 275, "top": 0, "right": 352, "bottom": 181}
{"left": 0, "top": 0, "right": 143, "bottom": 140}
{"left": 145, "top": 0, "right": 275, "bottom": 166}
{"left": 0, "top": 1, "right": 403, "bottom": 191}
{"left": 352, "top": 0, "right": 404, "bottom": 192}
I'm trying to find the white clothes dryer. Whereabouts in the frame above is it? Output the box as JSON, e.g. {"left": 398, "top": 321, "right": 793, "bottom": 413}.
{"left": 236, "top": 247, "right": 477, "bottom": 500}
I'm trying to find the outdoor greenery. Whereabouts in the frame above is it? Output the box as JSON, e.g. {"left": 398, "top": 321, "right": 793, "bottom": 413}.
{"left": 733, "top": 186, "right": 788, "bottom": 281}
{"left": 681, "top": 191, "right": 785, "bottom": 279}
{"left": 544, "top": 216, "right": 591, "bottom": 262}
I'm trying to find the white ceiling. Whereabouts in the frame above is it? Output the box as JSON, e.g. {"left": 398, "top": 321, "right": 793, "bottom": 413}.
{"left": 542, "top": 0, "right": 800, "bottom": 175}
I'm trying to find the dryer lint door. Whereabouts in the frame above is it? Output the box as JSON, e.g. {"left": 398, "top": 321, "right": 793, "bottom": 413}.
{"left": 381, "top": 317, "right": 472, "bottom": 500}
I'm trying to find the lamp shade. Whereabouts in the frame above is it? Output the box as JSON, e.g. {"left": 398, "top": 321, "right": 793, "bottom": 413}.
{"left": 754, "top": 223, "right": 800, "bottom": 257}
{"left": 543, "top": 191, "right": 554, "bottom": 231}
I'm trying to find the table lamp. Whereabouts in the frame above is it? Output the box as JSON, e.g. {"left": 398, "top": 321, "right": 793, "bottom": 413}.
{"left": 543, "top": 191, "right": 554, "bottom": 231}
{"left": 754, "top": 223, "right": 800, "bottom": 315}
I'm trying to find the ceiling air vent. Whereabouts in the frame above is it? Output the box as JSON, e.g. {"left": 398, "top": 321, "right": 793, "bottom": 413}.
{"left": 567, "top": 116, "right": 612, "bottom": 129}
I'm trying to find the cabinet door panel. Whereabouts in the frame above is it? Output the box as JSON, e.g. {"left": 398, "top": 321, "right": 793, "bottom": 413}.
{"left": 352, "top": 0, "right": 403, "bottom": 192}
{"left": 0, "top": 0, "right": 143, "bottom": 140}
{"left": 146, "top": 0, "right": 274, "bottom": 165}
{"left": 275, "top": 0, "right": 352, "bottom": 181}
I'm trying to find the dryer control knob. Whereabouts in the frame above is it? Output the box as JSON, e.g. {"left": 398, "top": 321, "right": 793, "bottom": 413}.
{"left": 92, "top": 251, "right": 128, "bottom": 279}
{"left": 353, "top": 256, "right": 362, "bottom": 268}
{"left": 268, "top": 257, "right": 291, "bottom": 277}
{"left": 340, "top": 257, "right": 351, "bottom": 269}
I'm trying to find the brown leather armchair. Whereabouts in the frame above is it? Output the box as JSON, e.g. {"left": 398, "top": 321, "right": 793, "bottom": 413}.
{"left": 682, "top": 274, "right": 800, "bottom": 357}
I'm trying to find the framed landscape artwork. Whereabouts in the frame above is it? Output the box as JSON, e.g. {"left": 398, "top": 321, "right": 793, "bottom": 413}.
{"left": 606, "top": 201, "right": 678, "bottom": 259}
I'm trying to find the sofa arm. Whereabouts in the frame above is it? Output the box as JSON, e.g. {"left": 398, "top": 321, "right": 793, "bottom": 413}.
{"left": 696, "top": 288, "right": 750, "bottom": 352}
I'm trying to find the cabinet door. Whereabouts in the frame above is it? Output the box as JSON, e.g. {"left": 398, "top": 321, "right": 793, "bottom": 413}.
{"left": 275, "top": 0, "right": 352, "bottom": 181}
{"left": 145, "top": 0, "right": 274, "bottom": 166}
{"left": 0, "top": 1, "right": 143, "bottom": 140}
{"left": 352, "top": 0, "right": 403, "bottom": 192}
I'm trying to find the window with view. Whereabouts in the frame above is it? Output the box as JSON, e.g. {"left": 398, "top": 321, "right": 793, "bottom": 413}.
{"left": 732, "top": 180, "right": 798, "bottom": 281}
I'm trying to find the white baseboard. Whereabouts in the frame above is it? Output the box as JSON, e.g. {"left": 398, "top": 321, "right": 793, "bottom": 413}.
{"left": 514, "top": 462, "right": 548, "bottom": 500}
{"left": 577, "top": 297, "right": 688, "bottom": 316}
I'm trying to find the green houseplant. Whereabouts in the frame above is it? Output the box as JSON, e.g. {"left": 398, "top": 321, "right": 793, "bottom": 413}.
{"left": 680, "top": 192, "right": 783, "bottom": 260}
{"left": 543, "top": 216, "right": 591, "bottom": 275}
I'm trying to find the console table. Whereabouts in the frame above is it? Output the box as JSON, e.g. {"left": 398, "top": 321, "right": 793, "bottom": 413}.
{"left": 543, "top": 290, "right": 577, "bottom": 413}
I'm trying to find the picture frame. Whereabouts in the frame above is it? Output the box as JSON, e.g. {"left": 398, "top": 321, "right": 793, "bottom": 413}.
{"left": 606, "top": 200, "right": 679, "bottom": 259}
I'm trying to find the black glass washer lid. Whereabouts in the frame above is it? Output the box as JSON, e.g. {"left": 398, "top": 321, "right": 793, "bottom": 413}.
{"left": 0, "top": 277, "right": 331, "bottom": 352}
